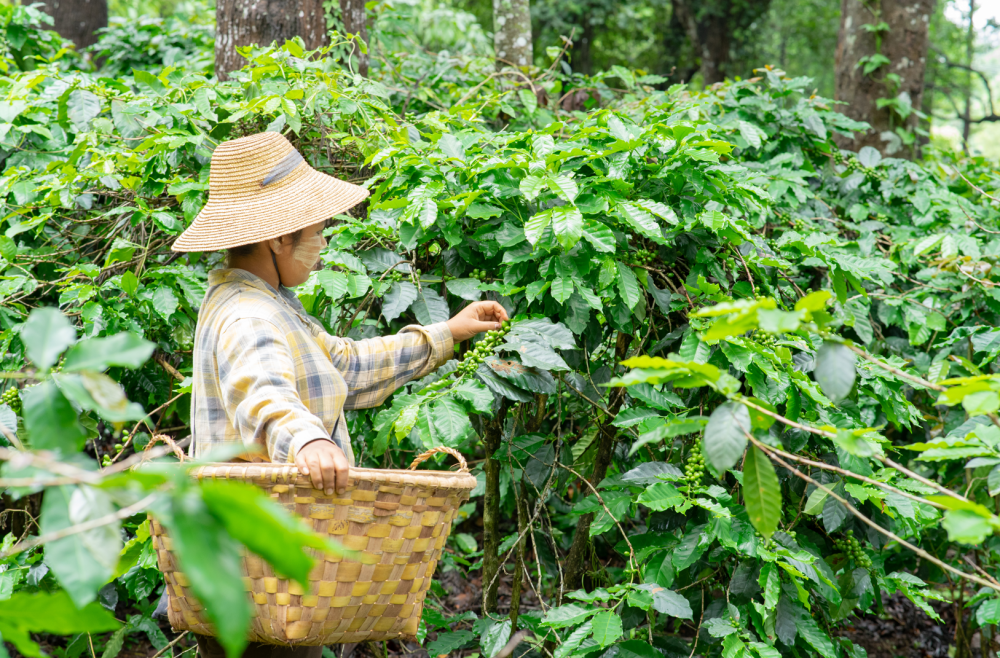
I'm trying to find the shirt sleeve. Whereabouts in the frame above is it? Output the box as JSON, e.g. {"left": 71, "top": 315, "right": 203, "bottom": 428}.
{"left": 218, "top": 317, "right": 333, "bottom": 463}
{"left": 316, "top": 322, "right": 454, "bottom": 409}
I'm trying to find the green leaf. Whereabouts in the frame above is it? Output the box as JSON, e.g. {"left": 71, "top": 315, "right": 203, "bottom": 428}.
{"left": 22, "top": 380, "right": 88, "bottom": 453}
{"left": 616, "top": 262, "right": 641, "bottom": 309}
{"left": 550, "top": 277, "right": 574, "bottom": 304}
{"left": 67, "top": 89, "right": 102, "bottom": 132}
{"left": 453, "top": 379, "right": 493, "bottom": 414}
{"left": 618, "top": 203, "right": 666, "bottom": 245}
{"left": 737, "top": 120, "right": 767, "bottom": 148}
{"left": 524, "top": 209, "right": 552, "bottom": 244}
{"left": 41, "top": 485, "right": 123, "bottom": 607}
{"left": 430, "top": 398, "right": 474, "bottom": 446}
{"left": 151, "top": 287, "right": 178, "bottom": 320}
{"left": 153, "top": 489, "right": 250, "bottom": 658}
{"left": 542, "top": 603, "right": 594, "bottom": 628}
{"left": 814, "top": 342, "right": 856, "bottom": 403}
{"left": 554, "top": 620, "right": 593, "bottom": 658}
{"left": 412, "top": 288, "right": 450, "bottom": 325}
{"left": 977, "top": 599, "right": 1000, "bottom": 625}
{"left": 551, "top": 206, "right": 583, "bottom": 249}
{"left": 480, "top": 618, "right": 513, "bottom": 658}
{"left": 942, "top": 509, "right": 995, "bottom": 545}
{"left": 200, "top": 480, "right": 337, "bottom": 586}
{"left": 591, "top": 611, "right": 623, "bottom": 647}
{"left": 520, "top": 174, "right": 546, "bottom": 200}
{"left": 636, "top": 584, "right": 693, "bottom": 619}
{"left": 445, "top": 278, "right": 483, "bottom": 301}
{"left": 63, "top": 333, "right": 155, "bottom": 372}
{"left": 21, "top": 307, "right": 76, "bottom": 370}
{"left": 132, "top": 70, "right": 166, "bottom": 95}
{"left": 742, "top": 446, "right": 782, "bottom": 539}
{"left": 581, "top": 220, "right": 616, "bottom": 252}
{"left": 382, "top": 281, "right": 417, "bottom": 322}
{"left": 703, "top": 402, "right": 750, "bottom": 472}
{"left": 425, "top": 631, "right": 475, "bottom": 655}
{"left": 438, "top": 134, "right": 465, "bottom": 161}
{"left": 637, "top": 482, "right": 683, "bottom": 511}
{"left": 485, "top": 357, "right": 557, "bottom": 394}
{"left": 0, "top": 592, "right": 119, "bottom": 658}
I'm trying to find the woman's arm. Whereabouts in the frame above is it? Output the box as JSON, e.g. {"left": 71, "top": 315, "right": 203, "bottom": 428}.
{"left": 318, "top": 301, "right": 508, "bottom": 409}
{"left": 218, "top": 317, "right": 333, "bottom": 464}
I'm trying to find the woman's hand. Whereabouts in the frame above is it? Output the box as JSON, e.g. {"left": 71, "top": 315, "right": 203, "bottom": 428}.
{"left": 295, "top": 439, "right": 350, "bottom": 495}
{"left": 446, "top": 301, "right": 509, "bottom": 342}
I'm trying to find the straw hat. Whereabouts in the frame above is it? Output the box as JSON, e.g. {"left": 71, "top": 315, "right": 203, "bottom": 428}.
{"left": 171, "top": 132, "right": 369, "bottom": 252}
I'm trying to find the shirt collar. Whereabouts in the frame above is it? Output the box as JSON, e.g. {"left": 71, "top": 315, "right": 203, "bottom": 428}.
{"left": 208, "top": 268, "right": 316, "bottom": 327}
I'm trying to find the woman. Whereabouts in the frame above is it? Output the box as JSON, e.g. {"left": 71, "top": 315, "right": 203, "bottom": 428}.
{"left": 170, "top": 132, "right": 506, "bottom": 658}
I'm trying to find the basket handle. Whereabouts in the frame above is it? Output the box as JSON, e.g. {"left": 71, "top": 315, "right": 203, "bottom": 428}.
{"left": 408, "top": 446, "right": 468, "bottom": 472}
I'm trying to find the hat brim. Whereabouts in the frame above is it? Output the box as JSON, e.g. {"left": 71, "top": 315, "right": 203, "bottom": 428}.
{"left": 171, "top": 168, "right": 370, "bottom": 252}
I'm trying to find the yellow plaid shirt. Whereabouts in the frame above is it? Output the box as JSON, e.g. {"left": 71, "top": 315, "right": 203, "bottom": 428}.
{"left": 190, "top": 269, "right": 453, "bottom": 465}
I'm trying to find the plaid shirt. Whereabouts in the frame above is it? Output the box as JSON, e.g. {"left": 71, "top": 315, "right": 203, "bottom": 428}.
{"left": 190, "top": 269, "right": 453, "bottom": 465}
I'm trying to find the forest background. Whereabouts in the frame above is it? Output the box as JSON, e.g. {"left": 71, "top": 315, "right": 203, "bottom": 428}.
{"left": 5, "top": 1, "right": 1000, "bottom": 658}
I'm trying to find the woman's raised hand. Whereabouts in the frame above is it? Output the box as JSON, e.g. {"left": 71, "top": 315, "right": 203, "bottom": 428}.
{"left": 445, "top": 301, "right": 510, "bottom": 342}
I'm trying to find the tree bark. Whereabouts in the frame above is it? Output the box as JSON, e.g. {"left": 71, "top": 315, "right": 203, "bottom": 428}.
{"left": 669, "top": 0, "right": 771, "bottom": 86}
{"left": 481, "top": 400, "right": 509, "bottom": 614}
{"left": 833, "top": 0, "right": 934, "bottom": 157}
{"left": 339, "top": 0, "right": 369, "bottom": 78}
{"left": 37, "top": 0, "right": 107, "bottom": 52}
{"left": 493, "top": 0, "right": 533, "bottom": 70}
{"left": 215, "top": 0, "right": 328, "bottom": 80}
{"left": 562, "top": 332, "right": 631, "bottom": 593}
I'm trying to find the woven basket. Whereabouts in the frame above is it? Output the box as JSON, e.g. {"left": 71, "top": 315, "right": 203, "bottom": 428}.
{"left": 149, "top": 447, "right": 476, "bottom": 645}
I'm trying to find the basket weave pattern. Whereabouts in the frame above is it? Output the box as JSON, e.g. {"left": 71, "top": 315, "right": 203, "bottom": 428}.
{"left": 149, "top": 450, "right": 475, "bottom": 645}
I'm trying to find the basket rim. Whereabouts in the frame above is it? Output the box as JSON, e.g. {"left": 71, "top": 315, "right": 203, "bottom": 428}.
{"left": 189, "top": 461, "right": 477, "bottom": 488}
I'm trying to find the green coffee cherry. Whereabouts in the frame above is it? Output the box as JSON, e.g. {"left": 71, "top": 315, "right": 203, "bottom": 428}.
{"left": 684, "top": 442, "right": 706, "bottom": 484}
{"left": 1, "top": 387, "right": 21, "bottom": 414}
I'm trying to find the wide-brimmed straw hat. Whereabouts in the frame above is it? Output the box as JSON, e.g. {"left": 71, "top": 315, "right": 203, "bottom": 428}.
{"left": 171, "top": 132, "right": 369, "bottom": 252}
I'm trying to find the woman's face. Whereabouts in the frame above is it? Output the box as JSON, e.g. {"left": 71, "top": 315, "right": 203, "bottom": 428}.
{"left": 272, "top": 221, "right": 327, "bottom": 287}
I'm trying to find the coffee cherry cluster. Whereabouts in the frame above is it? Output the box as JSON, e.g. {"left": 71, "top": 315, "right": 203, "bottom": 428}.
{"left": 833, "top": 530, "right": 872, "bottom": 568}
{"left": 1, "top": 387, "right": 20, "bottom": 414}
{"left": 388, "top": 270, "right": 406, "bottom": 282}
{"left": 632, "top": 249, "right": 655, "bottom": 265}
{"left": 468, "top": 268, "right": 488, "bottom": 280}
{"left": 456, "top": 321, "right": 511, "bottom": 376}
{"left": 684, "top": 442, "right": 706, "bottom": 484}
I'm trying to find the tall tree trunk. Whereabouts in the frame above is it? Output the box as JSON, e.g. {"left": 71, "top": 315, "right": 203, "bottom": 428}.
{"left": 339, "top": 0, "right": 369, "bottom": 78}
{"left": 37, "top": 0, "right": 107, "bottom": 52}
{"left": 481, "top": 400, "right": 509, "bottom": 614}
{"left": 493, "top": 0, "right": 533, "bottom": 69}
{"left": 670, "top": 0, "right": 770, "bottom": 86}
{"left": 961, "top": 0, "right": 975, "bottom": 150}
{"left": 833, "top": 0, "right": 934, "bottom": 157}
{"left": 574, "top": 14, "right": 594, "bottom": 75}
{"left": 215, "top": 0, "right": 328, "bottom": 80}
{"left": 562, "top": 332, "right": 631, "bottom": 593}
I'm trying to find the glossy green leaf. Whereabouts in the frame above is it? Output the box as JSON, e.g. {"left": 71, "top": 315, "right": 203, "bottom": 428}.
{"left": 21, "top": 307, "right": 76, "bottom": 370}
{"left": 703, "top": 402, "right": 750, "bottom": 472}
{"left": 742, "top": 446, "right": 781, "bottom": 539}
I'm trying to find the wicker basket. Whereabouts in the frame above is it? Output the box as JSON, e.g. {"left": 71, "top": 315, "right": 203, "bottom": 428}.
{"left": 149, "top": 447, "right": 476, "bottom": 645}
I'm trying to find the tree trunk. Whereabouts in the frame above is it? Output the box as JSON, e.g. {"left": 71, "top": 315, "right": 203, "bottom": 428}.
{"left": 481, "top": 400, "right": 509, "bottom": 614}
{"left": 493, "top": 0, "right": 533, "bottom": 69}
{"left": 562, "top": 332, "right": 631, "bottom": 593}
{"left": 574, "top": 14, "right": 594, "bottom": 75}
{"left": 670, "top": 0, "right": 771, "bottom": 86}
{"left": 339, "top": 0, "right": 369, "bottom": 78}
{"left": 961, "top": 0, "right": 975, "bottom": 150}
{"left": 215, "top": 0, "right": 329, "bottom": 80}
{"left": 833, "top": 0, "right": 934, "bottom": 157}
{"left": 37, "top": 0, "right": 107, "bottom": 52}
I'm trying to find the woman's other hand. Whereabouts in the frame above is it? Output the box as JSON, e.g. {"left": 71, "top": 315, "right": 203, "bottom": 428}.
{"left": 295, "top": 440, "right": 350, "bottom": 495}
{"left": 446, "top": 301, "right": 509, "bottom": 342}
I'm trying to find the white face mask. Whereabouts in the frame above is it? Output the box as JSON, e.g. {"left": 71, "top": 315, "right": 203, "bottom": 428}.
{"left": 291, "top": 233, "right": 325, "bottom": 269}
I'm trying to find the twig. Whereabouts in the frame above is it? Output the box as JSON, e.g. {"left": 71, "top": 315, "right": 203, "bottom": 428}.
{"left": 0, "top": 493, "right": 157, "bottom": 559}
{"left": 839, "top": 342, "right": 944, "bottom": 391}
{"left": 150, "top": 632, "right": 189, "bottom": 658}
{"left": 154, "top": 353, "right": 185, "bottom": 382}
{"left": 751, "top": 437, "right": 1000, "bottom": 594}
{"left": 495, "top": 630, "right": 532, "bottom": 658}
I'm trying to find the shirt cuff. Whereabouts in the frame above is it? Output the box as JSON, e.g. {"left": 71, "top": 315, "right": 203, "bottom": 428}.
{"left": 286, "top": 432, "right": 335, "bottom": 464}
{"left": 424, "top": 321, "right": 455, "bottom": 368}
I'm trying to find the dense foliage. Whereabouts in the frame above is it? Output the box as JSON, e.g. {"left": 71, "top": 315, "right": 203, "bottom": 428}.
{"left": 5, "top": 6, "right": 1000, "bottom": 658}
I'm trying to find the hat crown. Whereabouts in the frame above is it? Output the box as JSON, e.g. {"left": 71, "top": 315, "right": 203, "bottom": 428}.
{"left": 208, "top": 132, "right": 302, "bottom": 198}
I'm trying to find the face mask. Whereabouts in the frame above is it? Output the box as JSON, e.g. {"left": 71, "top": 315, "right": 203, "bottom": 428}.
{"left": 291, "top": 233, "right": 325, "bottom": 269}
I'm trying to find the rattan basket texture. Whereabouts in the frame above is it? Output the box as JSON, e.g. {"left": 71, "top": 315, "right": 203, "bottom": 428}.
{"left": 149, "top": 447, "right": 476, "bottom": 645}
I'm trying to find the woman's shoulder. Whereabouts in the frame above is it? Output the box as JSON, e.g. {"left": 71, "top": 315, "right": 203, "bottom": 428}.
{"left": 202, "top": 270, "right": 298, "bottom": 330}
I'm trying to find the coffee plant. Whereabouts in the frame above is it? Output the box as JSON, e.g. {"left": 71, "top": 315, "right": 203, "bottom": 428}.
{"left": 2, "top": 6, "right": 1000, "bottom": 658}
